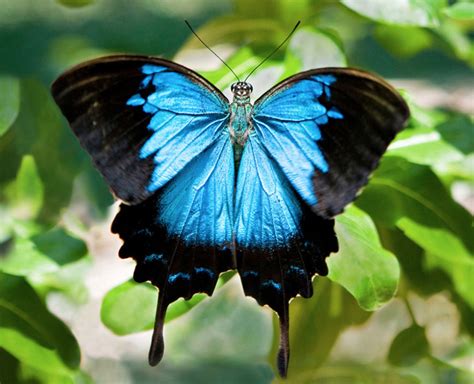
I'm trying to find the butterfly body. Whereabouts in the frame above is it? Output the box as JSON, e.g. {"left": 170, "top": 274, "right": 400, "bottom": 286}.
{"left": 51, "top": 55, "right": 409, "bottom": 377}
{"left": 229, "top": 84, "right": 253, "bottom": 172}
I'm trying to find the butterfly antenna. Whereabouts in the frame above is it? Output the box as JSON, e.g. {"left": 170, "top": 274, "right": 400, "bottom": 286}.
{"left": 185, "top": 20, "right": 241, "bottom": 82}
{"left": 244, "top": 20, "right": 301, "bottom": 82}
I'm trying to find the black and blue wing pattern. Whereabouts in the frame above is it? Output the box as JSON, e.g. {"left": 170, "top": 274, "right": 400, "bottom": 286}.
{"left": 236, "top": 69, "right": 408, "bottom": 375}
{"left": 51, "top": 55, "right": 235, "bottom": 365}
{"left": 253, "top": 69, "right": 409, "bottom": 217}
{"left": 52, "top": 55, "right": 409, "bottom": 378}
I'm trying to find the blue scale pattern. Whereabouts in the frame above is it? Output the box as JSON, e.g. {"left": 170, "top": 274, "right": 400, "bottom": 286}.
{"left": 126, "top": 67, "right": 345, "bottom": 251}
{"left": 253, "top": 75, "right": 343, "bottom": 207}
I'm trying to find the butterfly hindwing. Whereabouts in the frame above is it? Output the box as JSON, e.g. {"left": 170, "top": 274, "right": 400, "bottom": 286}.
{"left": 253, "top": 68, "right": 409, "bottom": 218}
{"left": 111, "top": 136, "right": 236, "bottom": 365}
{"left": 51, "top": 55, "right": 229, "bottom": 204}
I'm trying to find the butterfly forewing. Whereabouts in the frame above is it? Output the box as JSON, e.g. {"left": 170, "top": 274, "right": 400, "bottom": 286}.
{"left": 51, "top": 55, "right": 229, "bottom": 204}
{"left": 253, "top": 68, "right": 409, "bottom": 218}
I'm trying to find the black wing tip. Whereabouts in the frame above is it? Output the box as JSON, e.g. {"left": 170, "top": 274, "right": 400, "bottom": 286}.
{"left": 149, "top": 290, "right": 167, "bottom": 367}
{"left": 148, "top": 340, "right": 164, "bottom": 367}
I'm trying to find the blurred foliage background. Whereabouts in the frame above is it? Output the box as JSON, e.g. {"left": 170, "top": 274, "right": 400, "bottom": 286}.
{"left": 0, "top": 0, "right": 473, "bottom": 383}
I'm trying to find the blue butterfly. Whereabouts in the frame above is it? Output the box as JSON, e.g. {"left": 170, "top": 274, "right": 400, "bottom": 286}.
{"left": 52, "top": 52, "right": 408, "bottom": 377}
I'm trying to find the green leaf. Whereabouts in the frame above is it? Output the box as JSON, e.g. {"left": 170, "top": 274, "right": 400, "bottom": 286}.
{"left": 0, "top": 80, "right": 84, "bottom": 223}
{"left": 443, "top": 2, "right": 474, "bottom": 20}
{"left": 0, "top": 349, "right": 20, "bottom": 383}
{"left": 436, "top": 114, "right": 474, "bottom": 156}
{"left": 101, "top": 280, "right": 157, "bottom": 335}
{"left": 357, "top": 157, "right": 473, "bottom": 251}
{"left": 0, "top": 237, "right": 58, "bottom": 277}
{"left": 397, "top": 218, "right": 474, "bottom": 308}
{"left": 357, "top": 157, "right": 474, "bottom": 307}
{"left": 165, "top": 277, "right": 273, "bottom": 363}
{"left": 277, "top": 362, "right": 420, "bottom": 384}
{"left": 329, "top": 205, "right": 400, "bottom": 311}
{"left": 279, "top": 279, "right": 370, "bottom": 377}
{"left": 101, "top": 273, "right": 234, "bottom": 335}
{"left": 388, "top": 324, "right": 430, "bottom": 366}
{"left": 436, "top": 19, "right": 473, "bottom": 63}
{"left": 31, "top": 227, "right": 88, "bottom": 266}
{"left": 0, "top": 273, "right": 81, "bottom": 369}
{"left": 388, "top": 125, "right": 464, "bottom": 166}
{"left": 7, "top": 155, "right": 44, "bottom": 220}
{"left": 20, "top": 364, "right": 93, "bottom": 384}
{"left": 0, "top": 328, "right": 74, "bottom": 376}
{"left": 388, "top": 98, "right": 471, "bottom": 167}
{"left": 0, "top": 76, "right": 20, "bottom": 137}
{"left": 28, "top": 257, "right": 91, "bottom": 301}
{"left": 374, "top": 25, "right": 433, "bottom": 57}
{"left": 56, "top": 0, "right": 95, "bottom": 7}
{"left": 341, "top": 0, "right": 443, "bottom": 26}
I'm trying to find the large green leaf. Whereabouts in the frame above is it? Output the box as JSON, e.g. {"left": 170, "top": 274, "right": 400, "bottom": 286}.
{"left": 0, "top": 76, "right": 20, "bottom": 137}
{"left": 275, "top": 279, "right": 370, "bottom": 378}
{"left": 357, "top": 157, "right": 473, "bottom": 249}
{"left": 0, "top": 273, "right": 80, "bottom": 370}
{"left": 166, "top": 277, "right": 272, "bottom": 362}
{"left": 5, "top": 155, "right": 44, "bottom": 220}
{"left": 398, "top": 218, "right": 474, "bottom": 308}
{"left": 101, "top": 280, "right": 157, "bottom": 335}
{"left": 0, "top": 227, "right": 88, "bottom": 279}
{"left": 357, "top": 157, "right": 474, "bottom": 307}
{"left": 388, "top": 97, "right": 472, "bottom": 169}
{"left": 31, "top": 227, "right": 88, "bottom": 266}
{"left": 101, "top": 273, "right": 234, "bottom": 335}
{"left": 0, "top": 80, "right": 85, "bottom": 223}
{"left": 388, "top": 126, "right": 464, "bottom": 167}
{"left": 0, "top": 237, "right": 58, "bottom": 276}
{"left": 329, "top": 205, "right": 400, "bottom": 311}
{"left": 0, "top": 328, "right": 74, "bottom": 376}
{"left": 341, "top": 0, "right": 443, "bottom": 26}
{"left": 443, "top": 2, "right": 474, "bottom": 20}
{"left": 388, "top": 324, "right": 430, "bottom": 366}
{"left": 118, "top": 278, "right": 273, "bottom": 384}
{"left": 276, "top": 362, "right": 420, "bottom": 384}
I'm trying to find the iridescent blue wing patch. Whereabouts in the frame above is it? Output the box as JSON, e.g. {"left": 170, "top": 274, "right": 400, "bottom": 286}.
{"left": 51, "top": 55, "right": 229, "bottom": 204}
{"left": 253, "top": 68, "right": 409, "bottom": 218}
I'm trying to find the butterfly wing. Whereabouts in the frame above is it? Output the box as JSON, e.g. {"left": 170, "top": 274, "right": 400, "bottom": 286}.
{"left": 252, "top": 68, "right": 409, "bottom": 218}
{"left": 52, "top": 55, "right": 229, "bottom": 204}
{"left": 234, "top": 135, "right": 338, "bottom": 377}
{"left": 236, "top": 68, "right": 408, "bottom": 376}
{"left": 52, "top": 55, "right": 235, "bottom": 365}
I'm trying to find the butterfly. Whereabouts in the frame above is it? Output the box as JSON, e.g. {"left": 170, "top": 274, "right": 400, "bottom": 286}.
{"left": 51, "top": 49, "right": 409, "bottom": 377}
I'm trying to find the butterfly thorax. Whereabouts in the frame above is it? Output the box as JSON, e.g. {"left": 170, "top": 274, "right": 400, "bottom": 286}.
{"left": 229, "top": 99, "right": 252, "bottom": 144}
{"left": 229, "top": 81, "right": 254, "bottom": 151}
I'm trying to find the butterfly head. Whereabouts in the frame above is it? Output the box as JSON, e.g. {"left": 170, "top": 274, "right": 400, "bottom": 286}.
{"left": 231, "top": 82, "right": 253, "bottom": 101}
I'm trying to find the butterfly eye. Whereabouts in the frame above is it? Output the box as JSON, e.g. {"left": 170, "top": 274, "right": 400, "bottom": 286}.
{"left": 231, "top": 83, "right": 237, "bottom": 92}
